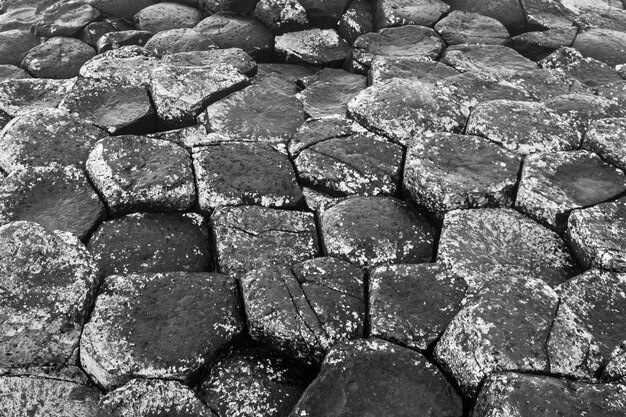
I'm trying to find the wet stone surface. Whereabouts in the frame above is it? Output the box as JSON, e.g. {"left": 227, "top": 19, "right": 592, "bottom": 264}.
{"left": 296, "top": 69, "right": 367, "bottom": 118}
{"left": 162, "top": 48, "right": 258, "bottom": 77}
{"left": 0, "top": 78, "right": 76, "bottom": 117}
{"left": 275, "top": 29, "right": 350, "bottom": 67}
{"left": 21, "top": 37, "right": 96, "bottom": 79}
{"left": 367, "top": 56, "right": 459, "bottom": 84}
{"left": 434, "top": 10, "right": 510, "bottom": 46}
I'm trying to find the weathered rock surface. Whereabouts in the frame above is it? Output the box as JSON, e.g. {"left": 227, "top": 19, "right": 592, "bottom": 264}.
{"left": 320, "top": 196, "right": 435, "bottom": 267}
{"left": 495, "top": 68, "right": 584, "bottom": 100}
{"left": 337, "top": 0, "right": 374, "bottom": 43}
{"left": 0, "top": 221, "right": 100, "bottom": 369}
{"left": 442, "top": 0, "right": 525, "bottom": 32}
{"left": 96, "top": 30, "right": 153, "bottom": 54}
{"left": 441, "top": 44, "right": 536, "bottom": 76}
{"left": 21, "top": 37, "right": 95, "bottom": 79}
{"left": 133, "top": 2, "right": 203, "bottom": 32}
{"left": 368, "top": 56, "right": 459, "bottom": 84}
{"left": 0, "top": 165, "right": 105, "bottom": 240}
{"left": 540, "top": 47, "right": 623, "bottom": 89}
{"left": 80, "top": 17, "right": 135, "bottom": 47}
{"left": 198, "top": 0, "right": 258, "bottom": 15}
{"left": 32, "top": 0, "right": 101, "bottom": 38}
{"left": 87, "top": 212, "right": 211, "bottom": 276}
{"left": 434, "top": 10, "right": 510, "bottom": 46}
{"left": 544, "top": 94, "right": 626, "bottom": 138}
{"left": 0, "top": 30, "right": 39, "bottom": 66}
{"left": 253, "top": 0, "right": 310, "bottom": 34}
{"left": 0, "top": 65, "right": 31, "bottom": 82}
{"left": 143, "top": 28, "right": 217, "bottom": 57}
{"left": 79, "top": 46, "right": 160, "bottom": 87}
{"left": 585, "top": 118, "right": 626, "bottom": 171}
{"left": 603, "top": 343, "right": 626, "bottom": 384}
{"left": 404, "top": 132, "right": 520, "bottom": 220}
{"left": 81, "top": 272, "right": 243, "bottom": 389}
{"left": 298, "top": 0, "right": 351, "bottom": 28}
{"left": 438, "top": 208, "right": 580, "bottom": 288}
{"left": 290, "top": 339, "right": 463, "bottom": 417}
{"left": 573, "top": 28, "right": 626, "bottom": 67}
{"left": 374, "top": 0, "right": 449, "bottom": 29}
{"left": 296, "top": 69, "right": 366, "bottom": 118}
{"left": 276, "top": 29, "right": 350, "bottom": 66}
{"left": 0, "top": 78, "right": 75, "bottom": 117}
{"left": 163, "top": 48, "right": 257, "bottom": 77}
{"left": 211, "top": 205, "right": 318, "bottom": 274}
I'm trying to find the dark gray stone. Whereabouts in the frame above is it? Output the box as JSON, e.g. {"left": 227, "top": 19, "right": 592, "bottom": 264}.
{"left": 143, "top": 28, "right": 217, "bottom": 57}
{"left": 275, "top": 29, "right": 350, "bottom": 67}
{"left": 253, "top": 0, "right": 310, "bottom": 34}
{"left": 163, "top": 48, "right": 257, "bottom": 77}
{"left": 133, "top": 2, "right": 203, "bottom": 32}
{"left": 374, "top": 0, "right": 449, "bottom": 29}
{"left": 96, "top": 30, "right": 153, "bottom": 54}
{"left": 21, "top": 37, "right": 95, "bottom": 79}
{"left": 434, "top": 10, "right": 510, "bottom": 45}
{"left": 297, "top": 69, "right": 366, "bottom": 118}
{"left": 32, "top": 0, "right": 100, "bottom": 38}
{"left": 540, "top": 47, "right": 623, "bottom": 89}
{"left": 337, "top": 0, "right": 374, "bottom": 44}
{"left": 0, "top": 78, "right": 75, "bottom": 117}
{"left": 585, "top": 117, "right": 626, "bottom": 171}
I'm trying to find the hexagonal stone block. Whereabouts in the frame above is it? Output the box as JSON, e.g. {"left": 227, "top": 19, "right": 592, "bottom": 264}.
{"left": 86, "top": 135, "right": 196, "bottom": 215}
{"left": 0, "top": 221, "right": 100, "bottom": 369}
{"left": 438, "top": 209, "right": 580, "bottom": 288}
{"left": 291, "top": 339, "right": 463, "bottom": 417}
{"left": 192, "top": 142, "right": 303, "bottom": 212}
{"left": 494, "top": 68, "right": 585, "bottom": 101}
{"left": 434, "top": 277, "right": 557, "bottom": 397}
{"left": 241, "top": 257, "right": 365, "bottom": 365}
{"left": 87, "top": 212, "right": 211, "bottom": 277}
{"left": 0, "top": 165, "right": 105, "bottom": 240}
{"left": 567, "top": 198, "right": 626, "bottom": 272}
{"left": 369, "top": 263, "right": 467, "bottom": 351}
{"left": 434, "top": 10, "right": 510, "bottom": 46}
{"left": 403, "top": 132, "right": 521, "bottom": 221}
{"left": 211, "top": 205, "right": 318, "bottom": 274}
{"left": 516, "top": 151, "right": 626, "bottom": 231}
{"left": 544, "top": 94, "right": 626, "bottom": 138}
{"left": 98, "top": 378, "right": 216, "bottom": 417}
{"left": 440, "top": 44, "right": 536, "bottom": 76}
{"left": 0, "top": 78, "right": 75, "bottom": 117}
{"left": 540, "top": 47, "right": 623, "bottom": 89}
{"left": 275, "top": 29, "right": 350, "bottom": 66}
{"left": 81, "top": 272, "right": 243, "bottom": 389}
{"left": 585, "top": 118, "right": 626, "bottom": 172}
{"left": 319, "top": 196, "right": 435, "bottom": 267}
{"left": 466, "top": 100, "right": 581, "bottom": 155}
{"left": 21, "top": 37, "right": 96, "bottom": 79}
{"left": 79, "top": 46, "right": 160, "bottom": 88}
{"left": 198, "top": 348, "right": 308, "bottom": 417}
{"left": 0, "top": 109, "right": 106, "bottom": 174}
{"left": 374, "top": 0, "right": 449, "bottom": 29}
{"left": 162, "top": 48, "right": 257, "bottom": 77}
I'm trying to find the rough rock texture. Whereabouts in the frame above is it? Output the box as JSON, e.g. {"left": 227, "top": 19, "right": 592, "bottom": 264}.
{"left": 573, "top": 28, "right": 626, "bottom": 67}
{"left": 0, "top": 65, "right": 31, "bottom": 82}
{"left": 567, "top": 197, "right": 626, "bottom": 272}
{"left": 291, "top": 339, "right": 463, "bottom": 417}
{"left": 540, "top": 47, "right": 623, "bottom": 89}
{"left": 369, "top": 263, "right": 467, "bottom": 351}
{"left": 299, "top": 76, "right": 366, "bottom": 120}
{"left": 163, "top": 48, "right": 258, "bottom": 77}
{"left": 0, "top": 109, "right": 106, "bottom": 173}
{"left": 32, "top": 0, "right": 101, "bottom": 38}
{"left": 211, "top": 205, "right": 318, "bottom": 274}
{"left": 0, "top": 221, "right": 100, "bottom": 369}
{"left": 0, "top": 165, "right": 105, "bottom": 240}
{"left": 403, "top": 132, "right": 521, "bottom": 220}
{"left": 368, "top": 56, "right": 458, "bottom": 84}
{"left": 253, "top": 0, "right": 310, "bottom": 34}
{"left": 96, "top": 30, "right": 154, "bottom": 54}
{"left": 79, "top": 46, "right": 160, "bottom": 87}
{"left": 87, "top": 212, "right": 211, "bottom": 276}
{"left": 496, "top": 68, "right": 584, "bottom": 101}
{"left": 199, "top": 348, "right": 308, "bottom": 417}
{"left": 337, "top": 0, "right": 374, "bottom": 43}
{"left": 0, "top": 78, "right": 75, "bottom": 117}
{"left": 441, "top": 44, "right": 536, "bottom": 76}
{"left": 241, "top": 257, "right": 365, "bottom": 364}
{"left": 585, "top": 118, "right": 626, "bottom": 171}
{"left": 433, "top": 71, "right": 530, "bottom": 108}
{"left": 86, "top": 135, "right": 196, "bottom": 215}
{"left": 434, "top": 10, "right": 510, "bottom": 45}
{"left": 133, "top": 2, "right": 203, "bottom": 32}
{"left": 198, "top": 0, "right": 258, "bottom": 15}
{"left": 193, "top": 142, "right": 303, "bottom": 212}
{"left": 143, "top": 28, "right": 217, "bottom": 57}
{"left": 80, "top": 17, "right": 135, "bottom": 47}
{"left": 275, "top": 29, "right": 350, "bottom": 66}
{"left": 438, "top": 208, "right": 580, "bottom": 288}
{"left": 442, "top": 0, "right": 526, "bottom": 32}
{"left": 81, "top": 272, "right": 243, "bottom": 389}
{"left": 516, "top": 151, "right": 626, "bottom": 231}
{"left": 298, "top": 0, "right": 351, "bottom": 28}
{"left": 320, "top": 196, "right": 435, "bottom": 267}
{"left": 544, "top": 94, "right": 626, "bottom": 138}
{"left": 374, "top": 0, "right": 449, "bottom": 29}
{"left": 0, "top": 30, "right": 40, "bottom": 66}
{"left": 21, "top": 37, "right": 95, "bottom": 79}
{"left": 511, "top": 27, "right": 578, "bottom": 60}
{"left": 603, "top": 343, "right": 626, "bottom": 384}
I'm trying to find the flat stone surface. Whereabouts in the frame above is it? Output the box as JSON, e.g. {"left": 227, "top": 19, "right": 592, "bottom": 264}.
{"left": 81, "top": 272, "right": 243, "bottom": 389}
{"left": 133, "top": 2, "right": 203, "bottom": 33}
{"left": 241, "top": 257, "right": 365, "bottom": 364}
{"left": 567, "top": 197, "right": 626, "bottom": 272}
{"left": 253, "top": 0, "right": 310, "bottom": 34}
{"left": 368, "top": 56, "right": 459, "bottom": 84}
{"left": 80, "top": 17, "right": 134, "bottom": 47}
{"left": 96, "top": 30, "right": 153, "bottom": 54}
{"left": 440, "top": 44, "right": 536, "bottom": 76}
{"left": 403, "top": 132, "right": 520, "bottom": 220}
{"left": 0, "top": 221, "right": 100, "bottom": 369}
{"left": 434, "top": 10, "right": 510, "bottom": 46}
{"left": 275, "top": 29, "right": 350, "bottom": 66}
{"left": 540, "top": 47, "right": 623, "bottom": 89}
{"left": 512, "top": 27, "right": 579, "bottom": 60}
{"left": 495, "top": 68, "right": 585, "bottom": 101}
{"left": 143, "top": 28, "right": 217, "bottom": 57}
{"left": 319, "top": 196, "right": 435, "bottom": 267}
{"left": 0, "top": 165, "right": 105, "bottom": 240}
{"left": 193, "top": 142, "right": 303, "bottom": 211}
{"left": 0, "top": 30, "right": 40, "bottom": 66}
{"left": 466, "top": 99, "right": 581, "bottom": 155}
{"left": 163, "top": 48, "right": 257, "bottom": 77}
{"left": 438, "top": 208, "right": 580, "bottom": 288}
{"left": 87, "top": 135, "right": 196, "bottom": 215}
{"left": 0, "top": 65, "right": 30, "bottom": 82}
{"left": 199, "top": 348, "right": 308, "bottom": 417}
{"left": 374, "top": 0, "right": 449, "bottom": 29}
{"left": 0, "top": 109, "right": 106, "bottom": 173}
{"left": 442, "top": 0, "right": 525, "bottom": 32}
{"left": 32, "top": 0, "right": 100, "bottom": 38}
{"left": 544, "top": 94, "right": 626, "bottom": 138}
{"left": 298, "top": 0, "right": 351, "bottom": 28}
{"left": 516, "top": 151, "right": 626, "bottom": 231}
{"left": 87, "top": 212, "right": 211, "bottom": 276}
{"left": 585, "top": 118, "right": 626, "bottom": 171}
{"left": 291, "top": 339, "right": 463, "bottom": 417}
{"left": 369, "top": 263, "right": 467, "bottom": 351}
{"left": 297, "top": 72, "right": 366, "bottom": 118}
{"left": 337, "top": 0, "right": 374, "bottom": 43}
{"left": 573, "top": 28, "right": 626, "bottom": 67}
{"left": 0, "top": 78, "right": 75, "bottom": 117}
{"left": 21, "top": 37, "right": 95, "bottom": 79}
{"left": 79, "top": 46, "right": 161, "bottom": 87}
{"left": 211, "top": 205, "right": 318, "bottom": 274}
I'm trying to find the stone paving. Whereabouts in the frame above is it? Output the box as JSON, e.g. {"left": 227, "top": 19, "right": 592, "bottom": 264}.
{"left": 1, "top": 0, "right": 626, "bottom": 416}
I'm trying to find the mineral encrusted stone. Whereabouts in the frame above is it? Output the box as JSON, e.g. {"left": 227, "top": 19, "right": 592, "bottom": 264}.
{"left": 437, "top": 208, "right": 580, "bottom": 288}
{"left": 275, "top": 29, "right": 350, "bottom": 66}
{"left": 337, "top": 0, "right": 374, "bottom": 43}
{"left": 163, "top": 48, "right": 257, "bottom": 77}
{"left": 32, "top": 0, "right": 101, "bottom": 38}
{"left": 319, "top": 196, "right": 435, "bottom": 267}
{"left": 211, "top": 205, "right": 318, "bottom": 274}
{"left": 0, "top": 78, "right": 75, "bottom": 117}
{"left": 585, "top": 118, "right": 626, "bottom": 171}
{"left": 96, "top": 30, "right": 153, "bottom": 54}
{"left": 603, "top": 343, "right": 626, "bottom": 384}
{"left": 0, "top": 29, "right": 39, "bottom": 66}
{"left": 193, "top": 142, "right": 303, "bottom": 212}
{"left": 143, "top": 28, "right": 217, "bottom": 57}
{"left": 572, "top": 28, "right": 626, "bottom": 67}
{"left": 489, "top": 68, "right": 583, "bottom": 101}
{"left": 440, "top": 44, "right": 536, "bottom": 76}
{"left": 241, "top": 257, "right": 365, "bottom": 364}
{"left": 0, "top": 165, "right": 105, "bottom": 240}
{"left": 403, "top": 132, "right": 520, "bottom": 220}
{"left": 539, "top": 47, "right": 623, "bottom": 89}
{"left": 87, "top": 212, "right": 211, "bottom": 276}
{"left": 368, "top": 56, "right": 459, "bottom": 84}
{"left": 253, "top": 0, "right": 310, "bottom": 34}
{"left": 133, "top": 2, "right": 203, "bottom": 32}
{"left": 515, "top": 151, "right": 626, "bottom": 231}
{"left": 0, "top": 221, "right": 100, "bottom": 369}
{"left": 374, "top": 0, "right": 449, "bottom": 29}
{"left": 86, "top": 135, "right": 196, "bottom": 215}
{"left": 81, "top": 272, "right": 243, "bottom": 389}
{"left": 79, "top": 46, "right": 160, "bottom": 87}
{"left": 544, "top": 94, "right": 626, "bottom": 138}
{"left": 434, "top": 10, "right": 510, "bottom": 46}
{"left": 21, "top": 37, "right": 96, "bottom": 79}
{"left": 290, "top": 339, "right": 463, "bottom": 417}
{"left": 369, "top": 263, "right": 467, "bottom": 351}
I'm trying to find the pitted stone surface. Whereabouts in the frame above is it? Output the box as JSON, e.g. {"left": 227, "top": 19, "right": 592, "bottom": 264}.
{"left": 585, "top": 118, "right": 626, "bottom": 171}
{"left": 441, "top": 44, "right": 536, "bottom": 76}
{"left": 540, "top": 47, "right": 623, "bottom": 89}
{"left": 368, "top": 57, "right": 459, "bottom": 84}
{"left": 0, "top": 78, "right": 75, "bottom": 117}
{"left": 87, "top": 212, "right": 211, "bottom": 276}
{"left": 79, "top": 46, "right": 160, "bottom": 87}
{"left": 489, "top": 68, "right": 584, "bottom": 101}
{"left": 438, "top": 208, "right": 580, "bottom": 288}
{"left": 0, "top": 165, "right": 105, "bottom": 240}
{"left": 374, "top": 0, "right": 449, "bottom": 29}
{"left": 544, "top": 94, "right": 626, "bottom": 138}
{"left": 32, "top": 0, "right": 101, "bottom": 38}
{"left": 0, "top": 221, "right": 100, "bottom": 369}
{"left": 434, "top": 10, "right": 510, "bottom": 46}
{"left": 253, "top": 0, "right": 310, "bottom": 34}
{"left": 275, "top": 29, "right": 350, "bottom": 66}
{"left": 319, "top": 196, "right": 435, "bottom": 267}
{"left": 403, "top": 132, "right": 521, "bottom": 220}
{"left": 603, "top": 343, "right": 626, "bottom": 384}
{"left": 21, "top": 37, "right": 95, "bottom": 79}
{"left": 338, "top": 0, "right": 374, "bottom": 43}
{"left": 86, "top": 135, "right": 196, "bottom": 215}
{"left": 81, "top": 272, "right": 243, "bottom": 389}
{"left": 211, "top": 205, "right": 318, "bottom": 274}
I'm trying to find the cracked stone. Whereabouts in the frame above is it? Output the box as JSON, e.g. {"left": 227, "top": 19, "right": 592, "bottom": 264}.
{"left": 573, "top": 28, "right": 626, "bottom": 67}
{"left": 539, "top": 47, "right": 623, "bottom": 89}
{"left": 143, "top": 28, "right": 218, "bottom": 57}
{"left": 403, "top": 132, "right": 521, "bottom": 221}
{"left": 211, "top": 205, "right": 318, "bottom": 274}
{"left": 81, "top": 272, "right": 243, "bottom": 389}
{"left": 21, "top": 37, "right": 95, "bottom": 79}
{"left": 368, "top": 56, "right": 459, "bottom": 84}
{"left": 96, "top": 30, "right": 154, "bottom": 54}
{"left": 0, "top": 221, "right": 100, "bottom": 369}
{"left": 585, "top": 118, "right": 626, "bottom": 172}
{"left": 516, "top": 151, "right": 626, "bottom": 231}
{"left": 374, "top": 0, "right": 449, "bottom": 29}
{"left": 32, "top": 0, "right": 101, "bottom": 38}
{"left": 320, "top": 196, "right": 435, "bottom": 267}
{"left": 0, "top": 30, "right": 39, "bottom": 66}
{"left": 369, "top": 263, "right": 467, "bottom": 351}
{"left": 133, "top": 2, "right": 203, "bottom": 33}
{"left": 337, "top": 0, "right": 374, "bottom": 43}
{"left": 0, "top": 165, "right": 105, "bottom": 240}
{"left": 434, "top": 10, "right": 510, "bottom": 46}
{"left": 276, "top": 29, "right": 350, "bottom": 67}
{"left": 241, "top": 257, "right": 364, "bottom": 365}
{"left": 297, "top": 69, "right": 366, "bottom": 118}
{"left": 87, "top": 212, "right": 211, "bottom": 276}
{"left": 162, "top": 48, "right": 258, "bottom": 77}
{"left": 291, "top": 339, "right": 463, "bottom": 417}
{"left": 79, "top": 46, "right": 161, "bottom": 87}
{"left": 437, "top": 208, "right": 580, "bottom": 288}
{"left": 440, "top": 44, "right": 536, "bottom": 76}
{"left": 0, "top": 78, "right": 75, "bottom": 117}
{"left": 253, "top": 0, "right": 310, "bottom": 34}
